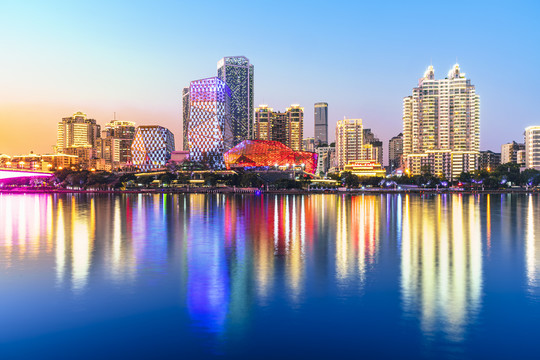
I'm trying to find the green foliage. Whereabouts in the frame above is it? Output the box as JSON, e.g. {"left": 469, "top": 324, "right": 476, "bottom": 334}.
{"left": 274, "top": 179, "right": 302, "bottom": 189}
{"left": 240, "top": 173, "right": 263, "bottom": 188}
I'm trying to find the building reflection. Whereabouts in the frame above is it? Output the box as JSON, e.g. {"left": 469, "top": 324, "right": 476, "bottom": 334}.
{"left": 526, "top": 195, "right": 540, "bottom": 293}
{"left": 336, "top": 195, "right": 380, "bottom": 286}
{"left": 401, "top": 194, "right": 482, "bottom": 341}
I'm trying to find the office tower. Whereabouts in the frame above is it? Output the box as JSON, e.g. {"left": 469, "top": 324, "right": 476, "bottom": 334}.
{"left": 217, "top": 56, "right": 254, "bottom": 145}
{"left": 362, "top": 128, "right": 383, "bottom": 164}
{"left": 182, "top": 87, "right": 190, "bottom": 151}
{"left": 314, "top": 102, "right": 328, "bottom": 146}
{"left": 388, "top": 133, "right": 404, "bottom": 172}
{"left": 188, "top": 77, "right": 232, "bottom": 169}
{"left": 402, "top": 64, "right": 480, "bottom": 179}
{"left": 501, "top": 141, "right": 525, "bottom": 164}
{"left": 303, "top": 137, "right": 315, "bottom": 152}
{"left": 254, "top": 104, "right": 304, "bottom": 151}
{"left": 97, "top": 119, "right": 136, "bottom": 168}
{"left": 131, "top": 125, "right": 175, "bottom": 171}
{"left": 336, "top": 118, "right": 363, "bottom": 170}
{"left": 525, "top": 126, "right": 540, "bottom": 170}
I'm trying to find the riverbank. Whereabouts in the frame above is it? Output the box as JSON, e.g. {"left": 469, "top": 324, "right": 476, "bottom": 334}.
{"left": 1, "top": 186, "right": 539, "bottom": 195}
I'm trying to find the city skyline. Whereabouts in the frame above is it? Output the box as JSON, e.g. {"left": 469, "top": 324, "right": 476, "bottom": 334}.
{"left": 1, "top": 1, "right": 539, "bottom": 156}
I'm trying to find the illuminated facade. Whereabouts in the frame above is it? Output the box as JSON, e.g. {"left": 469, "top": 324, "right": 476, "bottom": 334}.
{"left": 131, "top": 125, "right": 175, "bottom": 171}
{"left": 336, "top": 118, "right": 363, "bottom": 170}
{"left": 525, "top": 126, "right": 540, "bottom": 170}
{"left": 343, "top": 160, "right": 386, "bottom": 177}
{"left": 224, "top": 139, "right": 318, "bottom": 174}
{"left": 403, "top": 64, "right": 480, "bottom": 179}
{"left": 254, "top": 104, "right": 304, "bottom": 151}
{"left": 217, "top": 56, "right": 254, "bottom": 144}
{"left": 182, "top": 87, "right": 190, "bottom": 151}
{"left": 56, "top": 112, "right": 100, "bottom": 167}
{"left": 188, "top": 77, "right": 232, "bottom": 169}
{"left": 314, "top": 102, "right": 328, "bottom": 146}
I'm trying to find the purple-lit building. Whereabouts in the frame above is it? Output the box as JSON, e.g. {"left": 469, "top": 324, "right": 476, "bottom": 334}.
{"left": 188, "top": 77, "right": 233, "bottom": 169}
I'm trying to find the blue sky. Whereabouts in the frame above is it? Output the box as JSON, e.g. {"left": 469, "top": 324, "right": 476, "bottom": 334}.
{"left": 0, "top": 0, "right": 539, "bottom": 157}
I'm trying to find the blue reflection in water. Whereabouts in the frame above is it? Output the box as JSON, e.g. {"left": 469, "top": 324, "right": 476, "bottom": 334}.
{"left": 1, "top": 193, "right": 540, "bottom": 359}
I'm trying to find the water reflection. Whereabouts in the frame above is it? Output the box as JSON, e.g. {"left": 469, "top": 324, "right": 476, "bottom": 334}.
{"left": 526, "top": 195, "right": 540, "bottom": 293}
{"left": 2, "top": 193, "right": 540, "bottom": 357}
{"left": 401, "top": 194, "right": 482, "bottom": 342}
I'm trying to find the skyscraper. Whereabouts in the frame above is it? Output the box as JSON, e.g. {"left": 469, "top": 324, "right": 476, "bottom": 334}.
{"left": 336, "top": 118, "right": 363, "bottom": 170}
{"left": 525, "top": 126, "right": 540, "bottom": 170}
{"left": 314, "top": 102, "right": 328, "bottom": 146}
{"left": 217, "top": 56, "right": 254, "bottom": 145}
{"left": 131, "top": 125, "right": 175, "bottom": 171}
{"left": 188, "top": 77, "right": 232, "bottom": 169}
{"left": 182, "top": 87, "right": 190, "bottom": 151}
{"left": 403, "top": 64, "right": 480, "bottom": 179}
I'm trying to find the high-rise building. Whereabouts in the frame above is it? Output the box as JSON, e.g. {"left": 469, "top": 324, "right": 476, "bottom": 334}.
{"left": 97, "top": 119, "right": 136, "bottom": 168}
{"left": 388, "top": 133, "right": 404, "bottom": 172}
{"left": 478, "top": 150, "right": 501, "bottom": 170}
{"left": 336, "top": 118, "right": 363, "bottom": 170}
{"left": 56, "top": 111, "right": 100, "bottom": 154}
{"left": 131, "top": 125, "right": 175, "bottom": 171}
{"left": 255, "top": 105, "right": 273, "bottom": 141}
{"left": 217, "top": 56, "right": 254, "bottom": 145}
{"left": 501, "top": 141, "right": 525, "bottom": 164}
{"left": 188, "top": 77, "right": 233, "bottom": 169}
{"left": 182, "top": 87, "right": 190, "bottom": 151}
{"left": 254, "top": 104, "right": 304, "bottom": 151}
{"left": 314, "top": 102, "right": 328, "bottom": 146}
{"left": 287, "top": 104, "right": 303, "bottom": 151}
{"left": 56, "top": 111, "right": 101, "bottom": 168}
{"left": 403, "top": 64, "right": 480, "bottom": 180}
{"left": 525, "top": 126, "right": 540, "bottom": 170}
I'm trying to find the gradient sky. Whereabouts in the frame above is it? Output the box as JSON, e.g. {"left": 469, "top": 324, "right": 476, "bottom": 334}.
{"left": 1, "top": 0, "right": 539, "bottom": 161}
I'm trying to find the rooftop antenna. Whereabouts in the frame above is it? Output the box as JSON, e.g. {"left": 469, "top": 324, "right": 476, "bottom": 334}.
{"left": 114, "top": 112, "right": 116, "bottom": 120}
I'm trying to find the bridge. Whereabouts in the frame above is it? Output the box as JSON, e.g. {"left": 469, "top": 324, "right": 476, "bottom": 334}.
{"left": 0, "top": 168, "right": 54, "bottom": 180}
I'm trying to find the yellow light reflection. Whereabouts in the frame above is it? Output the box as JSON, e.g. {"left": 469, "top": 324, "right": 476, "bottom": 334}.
{"left": 401, "top": 194, "right": 482, "bottom": 342}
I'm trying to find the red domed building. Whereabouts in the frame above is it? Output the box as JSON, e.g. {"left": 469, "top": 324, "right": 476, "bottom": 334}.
{"left": 224, "top": 140, "right": 318, "bottom": 174}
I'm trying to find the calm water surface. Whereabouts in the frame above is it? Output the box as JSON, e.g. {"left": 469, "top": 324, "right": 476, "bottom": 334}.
{"left": 1, "top": 193, "right": 540, "bottom": 359}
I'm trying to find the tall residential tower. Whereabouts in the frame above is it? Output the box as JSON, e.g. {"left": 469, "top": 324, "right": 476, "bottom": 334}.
{"left": 217, "top": 56, "right": 254, "bottom": 145}
{"left": 403, "top": 64, "right": 480, "bottom": 179}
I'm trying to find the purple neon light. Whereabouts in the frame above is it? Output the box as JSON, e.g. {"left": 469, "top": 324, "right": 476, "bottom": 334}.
{"left": 0, "top": 169, "right": 54, "bottom": 180}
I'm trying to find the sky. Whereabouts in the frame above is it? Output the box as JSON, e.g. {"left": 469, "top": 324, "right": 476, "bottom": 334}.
{"left": 0, "top": 0, "right": 539, "bottom": 161}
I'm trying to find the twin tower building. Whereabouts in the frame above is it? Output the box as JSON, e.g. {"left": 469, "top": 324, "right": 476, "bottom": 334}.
{"left": 182, "top": 56, "right": 254, "bottom": 169}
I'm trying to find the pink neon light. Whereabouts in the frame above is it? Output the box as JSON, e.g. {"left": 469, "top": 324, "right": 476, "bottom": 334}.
{"left": 0, "top": 170, "right": 53, "bottom": 180}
